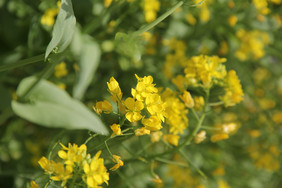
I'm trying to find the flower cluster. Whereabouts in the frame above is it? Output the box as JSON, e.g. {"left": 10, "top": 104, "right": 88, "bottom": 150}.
{"left": 235, "top": 29, "right": 270, "bottom": 61}
{"left": 37, "top": 143, "right": 109, "bottom": 188}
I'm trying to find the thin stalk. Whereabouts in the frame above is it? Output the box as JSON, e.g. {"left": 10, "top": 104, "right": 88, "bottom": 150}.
{"left": 0, "top": 54, "right": 44, "bottom": 72}
{"left": 133, "top": 1, "right": 183, "bottom": 36}
{"left": 155, "top": 157, "right": 188, "bottom": 167}
{"left": 84, "top": 133, "right": 98, "bottom": 145}
{"left": 19, "top": 54, "right": 62, "bottom": 101}
{"left": 179, "top": 149, "right": 207, "bottom": 179}
{"left": 178, "top": 113, "right": 205, "bottom": 148}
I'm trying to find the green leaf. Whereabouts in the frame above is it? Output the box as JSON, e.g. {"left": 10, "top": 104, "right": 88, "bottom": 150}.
{"left": 115, "top": 32, "right": 143, "bottom": 61}
{"left": 71, "top": 27, "right": 101, "bottom": 100}
{"left": 45, "top": 0, "right": 76, "bottom": 59}
{"left": 11, "top": 76, "right": 108, "bottom": 135}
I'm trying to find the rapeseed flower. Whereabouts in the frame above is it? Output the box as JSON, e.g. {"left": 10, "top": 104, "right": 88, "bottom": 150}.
{"left": 110, "top": 123, "right": 122, "bottom": 138}
{"left": 83, "top": 151, "right": 109, "bottom": 187}
{"left": 110, "top": 155, "right": 124, "bottom": 171}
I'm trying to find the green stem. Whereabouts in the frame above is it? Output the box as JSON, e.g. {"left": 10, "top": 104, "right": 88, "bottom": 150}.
{"left": 191, "top": 108, "right": 199, "bottom": 120}
{"left": 84, "top": 133, "right": 98, "bottom": 145}
{"left": 178, "top": 113, "right": 205, "bottom": 148}
{"left": 133, "top": 1, "right": 183, "bottom": 36}
{"left": 155, "top": 157, "right": 188, "bottom": 167}
{"left": 208, "top": 101, "right": 224, "bottom": 106}
{"left": 19, "top": 55, "right": 62, "bottom": 101}
{"left": 0, "top": 54, "right": 44, "bottom": 72}
{"left": 179, "top": 149, "right": 207, "bottom": 179}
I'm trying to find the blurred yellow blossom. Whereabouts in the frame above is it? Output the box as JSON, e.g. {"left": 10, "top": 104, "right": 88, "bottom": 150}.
{"left": 179, "top": 91, "right": 194, "bottom": 108}
{"left": 252, "top": 0, "right": 270, "bottom": 15}
{"left": 93, "top": 100, "right": 112, "bottom": 115}
{"left": 30, "top": 181, "right": 39, "bottom": 188}
{"left": 110, "top": 155, "right": 124, "bottom": 171}
{"left": 143, "top": 0, "right": 160, "bottom": 23}
{"left": 163, "top": 134, "right": 180, "bottom": 146}
{"left": 54, "top": 62, "right": 68, "bottom": 78}
{"left": 194, "top": 130, "right": 206, "bottom": 144}
{"left": 111, "top": 124, "right": 122, "bottom": 138}
{"left": 194, "top": 96, "right": 205, "bottom": 111}
{"left": 235, "top": 29, "right": 270, "bottom": 61}
{"left": 220, "top": 70, "right": 244, "bottom": 107}
{"left": 135, "top": 127, "right": 150, "bottom": 136}
{"left": 228, "top": 15, "right": 237, "bottom": 26}
{"left": 210, "top": 134, "right": 229, "bottom": 142}
{"left": 186, "top": 13, "right": 197, "bottom": 25}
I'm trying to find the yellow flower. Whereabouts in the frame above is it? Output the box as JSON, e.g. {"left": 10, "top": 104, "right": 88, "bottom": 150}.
{"left": 235, "top": 29, "right": 270, "bottom": 61}
{"left": 38, "top": 156, "right": 56, "bottom": 174}
{"left": 217, "top": 179, "right": 230, "bottom": 188}
{"left": 110, "top": 124, "right": 122, "bottom": 138}
{"left": 135, "top": 127, "right": 150, "bottom": 136}
{"left": 58, "top": 143, "right": 87, "bottom": 167}
{"left": 142, "top": 116, "right": 162, "bottom": 131}
{"left": 161, "top": 88, "right": 188, "bottom": 135}
{"left": 56, "top": 83, "right": 66, "bottom": 90}
{"left": 132, "top": 74, "right": 158, "bottom": 102}
{"left": 210, "top": 134, "right": 229, "bottom": 143}
{"left": 218, "top": 41, "right": 229, "bottom": 55}
{"left": 186, "top": 13, "right": 197, "bottom": 25}
{"left": 172, "top": 75, "right": 188, "bottom": 91}
{"left": 83, "top": 151, "right": 109, "bottom": 188}
{"left": 41, "top": 5, "right": 60, "bottom": 26}
{"left": 221, "top": 123, "right": 238, "bottom": 134}
{"left": 38, "top": 157, "right": 73, "bottom": 184}
{"left": 54, "top": 62, "right": 68, "bottom": 78}
{"left": 194, "top": 130, "right": 206, "bottom": 144}
{"left": 30, "top": 181, "right": 39, "bottom": 188}
{"left": 194, "top": 96, "right": 205, "bottom": 111}
{"left": 220, "top": 70, "right": 244, "bottom": 107}
{"left": 124, "top": 97, "right": 144, "bottom": 122}
{"left": 163, "top": 134, "right": 180, "bottom": 146}
{"left": 272, "top": 111, "right": 282, "bottom": 124}
{"left": 150, "top": 131, "right": 163, "bottom": 143}
{"left": 110, "top": 155, "right": 124, "bottom": 171}
{"left": 107, "top": 77, "right": 123, "bottom": 101}
{"left": 152, "top": 174, "right": 162, "bottom": 184}
{"left": 179, "top": 91, "right": 194, "bottom": 108}
{"left": 200, "top": 6, "right": 210, "bottom": 23}
{"left": 93, "top": 100, "right": 112, "bottom": 115}
{"left": 252, "top": 0, "right": 270, "bottom": 15}
{"left": 50, "top": 163, "right": 73, "bottom": 183}
{"left": 143, "top": 0, "right": 160, "bottom": 23}
{"left": 228, "top": 15, "right": 237, "bottom": 26}
{"left": 145, "top": 94, "right": 165, "bottom": 122}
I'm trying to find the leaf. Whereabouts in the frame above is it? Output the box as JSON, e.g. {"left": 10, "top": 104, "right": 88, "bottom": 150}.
{"left": 11, "top": 77, "right": 108, "bottom": 135}
{"left": 45, "top": 0, "right": 76, "bottom": 59}
{"left": 115, "top": 32, "right": 143, "bottom": 61}
{"left": 71, "top": 27, "right": 101, "bottom": 100}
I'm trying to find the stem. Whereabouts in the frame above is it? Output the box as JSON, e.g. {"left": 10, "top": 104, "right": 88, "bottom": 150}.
{"left": 133, "top": 1, "right": 183, "bottom": 36}
{"left": 208, "top": 101, "right": 224, "bottom": 106}
{"left": 19, "top": 54, "right": 62, "bottom": 101}
{"left": 155, "top": 157, "right": 188, "bottom": 167}
{"left": 0, "top": 54, "right": 44, "bottom": 72}
{"left": 179, "top": 149, "right": 207, "bottom": 179}
{"left": 84, "top": 133, "right": 98, "bottom": 145}
{"left": 178, "top": 113, "right": 205, "bottom": 148}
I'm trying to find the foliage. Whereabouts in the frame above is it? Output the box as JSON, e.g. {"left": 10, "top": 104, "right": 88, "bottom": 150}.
{"left": 0, "top": 0, "right": 281, "bottom": 188}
